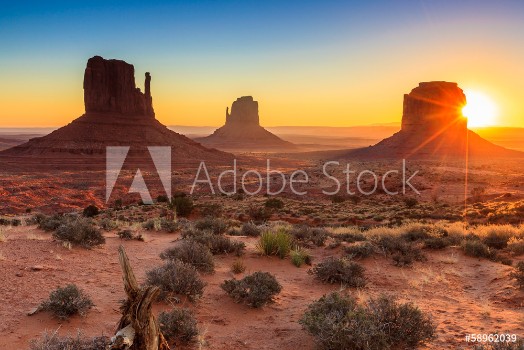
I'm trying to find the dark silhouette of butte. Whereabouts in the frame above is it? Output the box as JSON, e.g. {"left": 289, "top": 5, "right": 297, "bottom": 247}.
{"left": 0, "top": 56, "right": 233, "bottom": 169}
{"left": 346, "top": 81, "right": 522, "bottom": 159}
{"left": 196, "top": 96, "right": 296, "bottom": 152}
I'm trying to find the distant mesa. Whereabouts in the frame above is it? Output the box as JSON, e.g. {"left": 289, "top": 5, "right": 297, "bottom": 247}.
{"left": 346, "top": 81, "right": 522, "bottom": 159}
{"left": 196, "top": 96, "right": 296, "bottom": 152}
{"left": 0, "top": 56, "right": 232, "bottom": 169}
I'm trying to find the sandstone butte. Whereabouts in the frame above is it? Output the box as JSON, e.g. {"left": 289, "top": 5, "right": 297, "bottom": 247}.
{"left": 346, "top": 81, "right": 523, "bottom": 159}
{"left": 0, "top": 56, "right": 233, "bottom": 170}
{"left": 195, "top": 96, "right": 296, "bottom": 152}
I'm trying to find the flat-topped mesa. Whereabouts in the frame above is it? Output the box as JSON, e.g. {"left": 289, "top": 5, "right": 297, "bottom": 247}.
{"left": 225, "top": 96, "right": 260, "bottom": 126}
{"left": 83, "top": 55, "right": 155, "bottom": 117}
{"left": 401, "top": 81, "right": 466, "bottom": 135}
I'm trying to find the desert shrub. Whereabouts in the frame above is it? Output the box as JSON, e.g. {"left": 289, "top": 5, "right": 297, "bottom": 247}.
{"left": 99, "top": 218, "right": 118, "bottom": 231}
{"left": 331, "top": 195, "right": 347, "bottom": 203}
{"left": 400, "top": 224, "right": 432, "bottom": 242}
{"left": 117, "top": 229, "right": 134, "bottom": 240}
{"left": 345, "top": 241, "right": 375, "bottom": 259}
{"left": 290, "top": 246, "right": 312, "bottom": 267}
{"left": 462, "top": 240, "right": 495, "bottom": 260}
{"left": 423, "top": 237, "right": 452, "bottom": 249}
{"left": 508, "top": 237, "right": 524, "bottom": 256}
{"left": 403, "top": 197, "right": 418, "bottom": 208}
{"left": 311, "top": 257, "right": 365, "bottom": 287}
{"left": 194, "top": 217, "right": 228, "bottom": 234}
{"left": 158, "top": 308, "right": 198, "bottom": 344}
{"left": 39, "top": 284, "right": 93, "bottom": 320}
{"left": 300, "top": 292, "right": 435, "bottom": 350}
{"left": 257, "top": 229, "right": 293, "bottom": 259}
{"left": 188, "top": 230, "right": 245, "bottom": 256}
{"left": 143, "top": 218, "right": 161, "bottom": 231}
{"left": 36, "top": 214, "right": 66, "bottom": 232}
{"left": 265, "top": 197, "right": 284, "bottom": 210}
{"left": 328, "top": 226, "right": 367, "bottom": 243}
{"left": 53, "top": 217, "right": 105, "bottom": 248}
{"left": 478, "top": 226, "right": 515, "bottom": 249}
{"left": 231, "top": 259, "right": 246, "bottom": 274}
{"left": 291, "top": 225, "right": 328, "bottom": 246}
{"left": 82, "top": 205, "right": 99, "bottom": 218}
{"left": 160, "top": 218, "right": 178, "bottom": 233}
{"left": 373, "top": 235, "right": 426, "bottom": 266}
{"left": 510, "top": 261, "right": 524, "bottom": 289}
{"left": 156, "top": 194, "right": 170, "bottom": 203}
{"left": 160, "top": 240, "right": 215, "bottom": 273}
{"left": 11, "top": 218, "right": 21, "bottom": 226}
{"left": 241, "top": 222, "right": 261, "bottom": 237}
{"left": 247, "top": 205, "right": 271, "bottom": 223}
{"left": 29, "top": 332, "right": 109, "bottom": 350}
{"left": 221, "top": 271, "right": 282, "bottom": 308}
{"left": 146, "top": 260, "right": 205, "bottom": 301}
{"left": 170, "top": 195, "right": 193, "bottom": 217}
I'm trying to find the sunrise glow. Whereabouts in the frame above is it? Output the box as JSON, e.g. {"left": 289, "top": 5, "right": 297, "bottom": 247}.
{"left": 462, "top": 91, "right": 499, "bottom": 127}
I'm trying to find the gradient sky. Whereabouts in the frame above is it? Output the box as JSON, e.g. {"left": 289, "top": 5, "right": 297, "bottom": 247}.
{"left": 1, "top": 0, "right": 523, "bottom": 127}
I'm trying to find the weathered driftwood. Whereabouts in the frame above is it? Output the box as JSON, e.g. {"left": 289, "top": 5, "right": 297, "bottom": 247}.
{"left": 109, "top": 246, "right": 170, "bottom": 350}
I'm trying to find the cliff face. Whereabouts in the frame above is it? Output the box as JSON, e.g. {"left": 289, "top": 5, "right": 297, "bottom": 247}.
{"left": 401, "top": 82, "right": 466, "bottom": 135}
{"left": 83, "top": 55, "right": 154, "bottom": 117}
{"left": 345, "top": 81, "right": 522, "bottom": 159}
{"left": 196, "top": 96, "right": 296, "bottom": 152}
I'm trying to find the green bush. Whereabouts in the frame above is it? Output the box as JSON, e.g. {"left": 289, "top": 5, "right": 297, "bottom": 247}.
{"left": 39, "top": 284, "right": 93, "bottom": 320}
{"left": 158, "top": 308, "right": 198, "bottom": 344}
{"left": 82, "top": 205, "right": 99, "bottom": 218}
{"left": 290, "top": 246, "right": 312, "bottom": 267}
{"left": 257, "top": 229, "right": 293, "bottom": 259}
{"left": 160, "top": 240, "right": 215, "bottom": 273}
{"left": 221, "top": 271, "right": 282, "bottom": 308}
{"left": 146, "top": 260, "right": 205, "bottom": 301}
{"left": 53, "top": 217, "right": 105, "bottom": 248}
{"left": 29, "top": 332, "right": 109, "bottom": 350}
{"left": 311, "top": 257, "right": 365, "bottom": 287}
{"left": 300, "top": 292, "right": 435, "bottom": 350}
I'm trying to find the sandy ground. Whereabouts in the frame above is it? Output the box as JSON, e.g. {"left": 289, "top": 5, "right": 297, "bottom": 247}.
{"left": 1, "top": 226, "right": 523, "bottom": 350}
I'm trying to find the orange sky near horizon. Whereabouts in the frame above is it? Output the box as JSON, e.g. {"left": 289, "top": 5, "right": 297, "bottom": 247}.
{"left": 1, "top": 2, "right": 523, "bottom": 128}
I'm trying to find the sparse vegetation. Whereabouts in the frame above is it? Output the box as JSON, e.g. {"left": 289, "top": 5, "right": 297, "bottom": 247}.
{"left": 311, "top": 257, "right": 365, "bottom": 287}
{"left": 187, "top": 230, "right": 245, "bottom": 256}
{"left": 221, "top": 271, "right": 282, "bottom": 308}
{"left": 29, "top": 332, "right": 109, "bottom": 350}
{"left": 158, "top": 308, "right": 198, "bottom": 344}
{"left": 39, "top": 284, "right": 93, "bottom": 320}
{"left": 290, "top": 246, "right": 312, "bottom": 267}
{"left": 231, "top": 259, "right": 246, "bottom": 274}
{"left": 170, "top": 194, "right": 194, "bottom": 217}
{"left": 510, "top": 261, "right": 524, "bottom": 289}
{"left": 300, "top": 292, "right": 435, "bottom": 350}
{"left": 344, "top": 241, "right": 375, "bottom": 259}
{"left": 462, "top": 239, "right": 495, "bottom": 260}
{"left": 160, "top": 240, "right": 215, "bottom": 273}
{"left": 265, "top": 197, "right": 284, "bottom": 209}
{"left": 241, "top": 222, "right": 261, "bottom": 237}
{"left": 53, "top": 217, "right": 105, "bottom": 248}
{"left": 194, "top": 216, "right": 228, "bottom": 234}
{"left": 82, "top": 205, "right": 99, "bottom": 218}
{"left": 146, "top": 260, "right": 206, "bottom": 301}
{"left": 257, "top": 228, "right": 293, "bottom": 259}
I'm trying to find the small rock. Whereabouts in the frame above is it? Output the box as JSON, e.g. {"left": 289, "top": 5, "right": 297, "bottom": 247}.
{"left": 15, "top": 272, "right": 23, "bottom": 277}
{"left": 30, "top": 265, "right": 44, "bottom": 271}
{"left": 27, "top": 307, "right": 39, "bottom": 316}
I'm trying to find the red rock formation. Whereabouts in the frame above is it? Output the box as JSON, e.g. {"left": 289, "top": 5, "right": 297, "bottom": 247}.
{"left": 196, "top": 96, "right": 296, "bottom": 152}
{"left": 346, "top": 81, "right": 522, "bottom": 159}
{"left": 0, "top": 56, "right": 232, "bottom": 169}
{"left": 83, "top": 56, "right": 154, "bottom": 117}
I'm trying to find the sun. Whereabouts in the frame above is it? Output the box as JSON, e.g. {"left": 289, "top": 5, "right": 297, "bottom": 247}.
{"left": 462, "top": 90, "right": 498, "bottom": 127}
